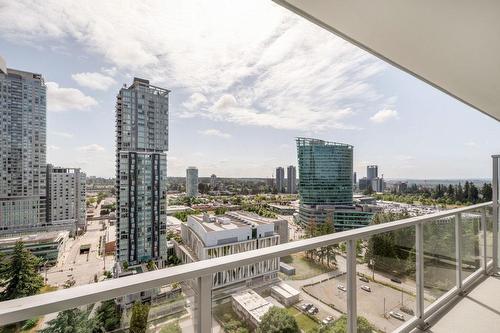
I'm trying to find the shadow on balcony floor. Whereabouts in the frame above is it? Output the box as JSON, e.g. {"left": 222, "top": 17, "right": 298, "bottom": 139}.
{"left": 415, "top": 275, "right": 500, "bottom": 333}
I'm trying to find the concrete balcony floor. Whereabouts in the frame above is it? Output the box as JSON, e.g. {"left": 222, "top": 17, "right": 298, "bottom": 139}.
{"left": 415, "top": 275, "right": 500, "bottom": 333}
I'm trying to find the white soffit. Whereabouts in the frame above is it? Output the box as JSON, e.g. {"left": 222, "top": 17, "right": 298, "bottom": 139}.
{"left": 274, "top": 0, "right": 500, "bottom": 122}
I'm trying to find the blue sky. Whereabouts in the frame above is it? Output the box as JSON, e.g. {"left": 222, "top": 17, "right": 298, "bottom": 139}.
{"left": 1, "top": 0, "right": 499, "bottom": 179}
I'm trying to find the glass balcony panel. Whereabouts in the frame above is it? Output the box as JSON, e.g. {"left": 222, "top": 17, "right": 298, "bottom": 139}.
{"left": 461, "top": 210, "right": 484, "bottom": 281}
{"left": 212, "top": 247, "right": 347, "bottom": 333}
{"left": 360, "top": 225, "right": 417, "bottom": 332}
{"left": 423, "top": 216, "right": 457, "bottom": 303}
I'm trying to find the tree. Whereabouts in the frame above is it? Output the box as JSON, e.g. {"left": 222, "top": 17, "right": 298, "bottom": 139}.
{"left": 256, "top": 307, "right": 299, "bottom": 333}
{"left": 316, "top": 315, "right": 372, "bottom": 333}
{"left": 94, "top": 300, "right": 121, "bottom": 332}
{"left": 0, "top": 241, "right": 44, "bottom": 301}
{"left": 130, "top": 302, "right": 150, "bottom": 333}
{"left": 40, "top": 309, "right": 95, "bottom": 333}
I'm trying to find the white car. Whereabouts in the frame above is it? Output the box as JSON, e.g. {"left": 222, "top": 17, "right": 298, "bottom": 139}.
{"left": 389, "top": 311, "right": 405, "bottom": 321}
{"left": 361, "top": 285, "right": 371, "bottom": 292}
{"left": 322, "top": 316, "right": 334, "bottom": 325}
{"left": 337, "top": 284, "right": 347, "bottom": 292}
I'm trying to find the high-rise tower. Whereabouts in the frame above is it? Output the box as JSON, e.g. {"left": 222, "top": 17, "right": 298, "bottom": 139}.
{"left": 275, "top": 167, "right": 285, "bottom": 193}
{"left": 115, "top": 78, "right": 169, "bottom": 265}
{"left": 0, "top": 57, "right": 47, "bottom": 235}
{"left": 287, "top": 165, "right": 297, "bottom": 194}
{"left": 186, "top": 167, "right": 199, "bottom": 197}
{"left": 296, "top": 137, "right": 373, "bottom": 230}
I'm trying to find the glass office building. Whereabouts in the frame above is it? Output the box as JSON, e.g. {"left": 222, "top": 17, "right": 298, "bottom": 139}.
{"left": 115, "top": 78, "right": 169, "bottom": 265}
{"left": 296, "top": 137, "right": 372, "bottom": 230}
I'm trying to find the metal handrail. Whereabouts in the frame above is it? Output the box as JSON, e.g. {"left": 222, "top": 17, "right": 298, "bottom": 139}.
{"left": 0, "top": 201, "right": 493, "bottom": 327}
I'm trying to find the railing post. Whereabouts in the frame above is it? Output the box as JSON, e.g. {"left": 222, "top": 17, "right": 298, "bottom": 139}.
{"left": 455, "top": 213, "right": 463, "bottom": 291}
{"left": 492, "top": 155, "right": 499, "bottom": 272}
{"left": 481, "top": 207, "right": 488, "bottom": 273}
{"left": 194, "top": 275, "right": 212, "bottom": 333}
{"left": 416, "top": 222, "right": 426, "bottom": 327}
{"left": 346, "top": 239, "right": 357, "bottom": 333}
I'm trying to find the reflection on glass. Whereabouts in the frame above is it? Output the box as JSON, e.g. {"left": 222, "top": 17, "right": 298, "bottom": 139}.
{"left": 423, "top": 217, "right": 456, "bottom": 301}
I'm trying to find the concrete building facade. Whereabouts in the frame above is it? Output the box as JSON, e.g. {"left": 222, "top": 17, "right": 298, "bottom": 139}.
{"left": 0, "top": 58, "right": 47, "bottom": 235}
{"left": 210, "top": 174, "right": 217, "bottom": 189}
{"left": 186, "top": 167, "right": 199, "bottom": 197}
{"left": 175, "top": 211, "right": 286, "bottom": 291}
{"left": 275, "top": 167, "right": 285, "bottom": 193}
{"left": 46, "top": 164, "right": 86, "bottom": 233}
{"left": 115, "top": 78, "right": 169, "bottom": 265}
{"left": 287, "top": 165, "right": 297, "bottom": 194}
{"left": 367, "top": 165, "right": 378, "bottom": 181}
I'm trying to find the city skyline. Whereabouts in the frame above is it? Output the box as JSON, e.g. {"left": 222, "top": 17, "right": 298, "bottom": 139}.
{"left": 1, "top": 1, "right": 499, "bottom": 179}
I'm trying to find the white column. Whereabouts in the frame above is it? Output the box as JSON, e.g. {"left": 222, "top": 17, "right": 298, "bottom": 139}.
{"left": 455, "top": 213, "right": 463, "bottom": 291}
{"left": 195, "top": 275, "right": 212, "bottom": 333}
{"left": 346, "top": 239, "right": 357, "bottom": 333}
{"left": 416, "top": 222, "right": 425, "bottom": 326}
{"left": 492, "top": 156, "right": 499, "bottom": 271}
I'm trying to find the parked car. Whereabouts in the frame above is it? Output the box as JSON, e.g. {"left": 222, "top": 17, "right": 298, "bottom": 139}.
{"left": 308, "top": 306, "right": 319, "bottom": 315}
{"left": 322, "top": 316, "right": 334, "bottom": 325}
{"left": 301, "top": 303, "right": 313, "bottom": 311}
{"left": 389, "top": 311, "right": 405, "bottom": 321}
{"left": 359, "top": 276, "right": 369, "bottom": 283}
{"left": 391, "top": 277, "right": 402, "bottom": 284}
{"left": 361, "top": 285, "right": 371, "bottom": 292}
{"left": 337, "top": 284, "right": 347, "bottom": 292}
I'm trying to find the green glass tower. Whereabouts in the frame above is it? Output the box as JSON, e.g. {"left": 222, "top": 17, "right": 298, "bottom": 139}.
{"left": 296, "top": 137, "right": 373, "bottom": 231}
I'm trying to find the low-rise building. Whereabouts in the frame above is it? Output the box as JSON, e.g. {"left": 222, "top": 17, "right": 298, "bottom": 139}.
{"left": 232, "top": 289, "right": 273, "bottom": 328}
{"left": 271, "top": 283, "right": 300, "bottom": 307}
{"left": 0, "top": 231, "right": 69, "bottom": 264}
{"left": 174, "top": 211, "right": 287, "bottom": 293}
{"left": 268, "top": 204, "right": 296, "bottom": 215}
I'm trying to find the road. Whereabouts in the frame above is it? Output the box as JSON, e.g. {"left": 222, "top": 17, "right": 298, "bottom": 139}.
{"left": 46, "top": 219, "right": 115, "bottom": 287}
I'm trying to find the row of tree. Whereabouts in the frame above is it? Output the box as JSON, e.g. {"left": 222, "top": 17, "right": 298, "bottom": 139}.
{"left": 380, "top": 182, "right": 493, "bottom": 206}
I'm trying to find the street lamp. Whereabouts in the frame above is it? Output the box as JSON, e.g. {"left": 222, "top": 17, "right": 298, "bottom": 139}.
{"left": 370, "top": 259, "right": 375, "bottom": 281}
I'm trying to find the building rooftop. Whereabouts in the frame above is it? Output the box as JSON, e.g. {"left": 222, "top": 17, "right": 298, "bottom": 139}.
{"left": 271, "top": 283, "right": 300, "bottom": 299}
{"left": 232, "top": 289, "right": 273, "bottom": 323}
{"left": 0, "top": 231, "right": 69, "bottom": 245}
{"left": 190, "top": 211, "right": 278, "bottom": 233}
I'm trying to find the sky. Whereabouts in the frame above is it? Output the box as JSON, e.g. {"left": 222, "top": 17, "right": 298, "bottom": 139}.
{"left": 1, "top": 0, "right": 499, "bottom": 179}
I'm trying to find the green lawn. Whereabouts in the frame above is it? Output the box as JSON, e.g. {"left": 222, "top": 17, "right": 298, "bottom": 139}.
{"left": 281, "top": 252, "right": 334, "bottom": 280}
{"left": 286, "top": 307, "right": 319, "bottom": 332}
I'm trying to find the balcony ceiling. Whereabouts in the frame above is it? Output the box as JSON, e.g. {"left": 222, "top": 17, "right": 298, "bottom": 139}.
{"left": 274, "top": 0, "right": 500, "bottom": 122}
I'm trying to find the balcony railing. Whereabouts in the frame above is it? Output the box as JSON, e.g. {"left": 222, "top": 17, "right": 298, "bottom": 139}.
{"left": 2, "top": 156, "right": 499, "bottom": 333}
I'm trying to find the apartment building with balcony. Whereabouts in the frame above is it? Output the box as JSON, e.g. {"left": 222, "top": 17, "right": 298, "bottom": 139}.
{"left": 115, "top": 78, "right": 169, "bottom": 265}
{"left": 46, "top": 164, "right": 86, "bottom": 233}
{"left": 0, "top": 57, "right": 47, "bottom": 235}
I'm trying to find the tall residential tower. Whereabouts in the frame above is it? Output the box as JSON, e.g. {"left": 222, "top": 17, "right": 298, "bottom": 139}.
{"left": 186, "top": 167, "right": 199, "bottom": 197}
{"left": 0, "top": 57, "right": 47, "bottom": 235}
{"left": 287, "top": 165, "right": 297, "bottom": 194}
{"left": 115, "top": 78, "right": 169, "bottom": 265}
{"left": 275, "top": 167, "right": 285, "bottom": 193}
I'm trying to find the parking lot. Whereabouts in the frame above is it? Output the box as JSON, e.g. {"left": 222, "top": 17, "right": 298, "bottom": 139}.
{"left": 304, "top": 274, "right": 430, "bottom": 332}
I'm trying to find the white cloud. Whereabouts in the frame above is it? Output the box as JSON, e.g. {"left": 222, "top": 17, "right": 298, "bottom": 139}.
{"left": 48, "top": 145, "right": 60, "bottom": 151}
{"left": 0, "top": 1, "right": 389, "bottom": 131}
{"left": 72, "top": 72, "right": 116, "bottom": 90}
{"left": 370, "top": 109, "right": 399, "bottom": 123}
{"left": 46, "top": 82, "right": 97, "bottom": 112}
{"left": 183, "top": 92, "right": 208, "bottom": 111}
{"left": 198, "top": 128, "right": 231, "bottom": 139}
{"left": 77, "top": 144, "right": 105, "bottom": 152}
{"left": 50, "top": 131, "right": 74, "bottom": 138}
